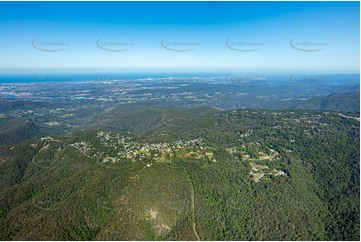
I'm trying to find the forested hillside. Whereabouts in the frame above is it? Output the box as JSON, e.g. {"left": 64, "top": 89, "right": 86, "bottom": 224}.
{"left": 0, "top": 108, "right": 359, "bottom": 240}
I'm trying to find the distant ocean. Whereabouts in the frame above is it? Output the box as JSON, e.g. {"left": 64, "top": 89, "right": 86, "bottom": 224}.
{"left": 0, "top": 73, "right": 226, "bottom": 84}
{"left": 0, "top": 73, "right": 358, "bottom": 86}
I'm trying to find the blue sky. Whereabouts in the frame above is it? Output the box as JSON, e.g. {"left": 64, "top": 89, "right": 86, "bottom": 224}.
{"left": 0, "top": 1, "right": 359, "bottom": 73}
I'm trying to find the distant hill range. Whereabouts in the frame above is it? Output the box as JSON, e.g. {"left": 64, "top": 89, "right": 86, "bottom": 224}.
{"left": 289, "top": 92, "right": 360, "bottom": 113}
